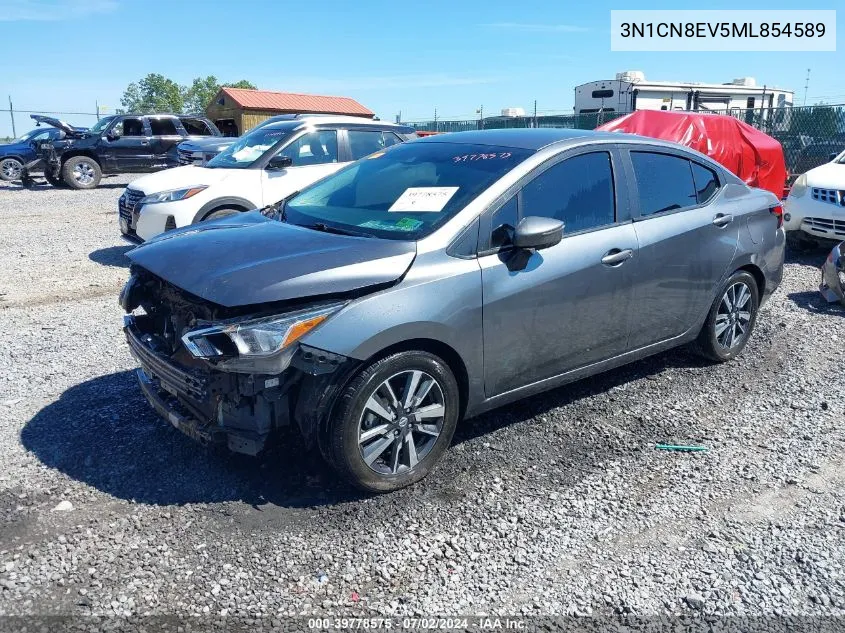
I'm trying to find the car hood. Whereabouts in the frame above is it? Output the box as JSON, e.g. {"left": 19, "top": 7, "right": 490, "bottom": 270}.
{"left": 30, "top": 114, "right": 85, "bottom": 138}
{"left": 126, "top": 211, "right": 417, "bottom": 307}
{"left": 805, "top": 162, "right": 845, "bottom": 189}
{"left": 128, "top": 165, "right": 237, "bottom": 194}
{"left": 0, "top": 140, "right": 28, "bottom": 153}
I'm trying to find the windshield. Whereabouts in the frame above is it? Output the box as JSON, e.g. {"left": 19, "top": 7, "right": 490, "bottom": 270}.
{"left": 206, "top": 125, "right": 297, "bottom": 169}
{"left": 284, "top": 142, "right": 533, "bottom": 240}
{"left": 88, "top": 117, "right": 115, "bottom": 135}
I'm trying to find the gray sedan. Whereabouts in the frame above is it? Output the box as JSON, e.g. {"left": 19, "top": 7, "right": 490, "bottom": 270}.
{"left": 121, "top": 129, "right": 785, "bottom": 492}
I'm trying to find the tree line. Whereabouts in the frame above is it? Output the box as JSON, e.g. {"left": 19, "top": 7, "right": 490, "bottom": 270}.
{"left": 118, "top": 74, "right": 257, "bottom": 114}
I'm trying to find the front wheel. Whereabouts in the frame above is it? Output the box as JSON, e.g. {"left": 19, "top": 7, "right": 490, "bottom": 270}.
{"left": 695, "top": 271, "right": 760, "bottom": 362}
{"left": 324, "top": 351, "right": 460, "bottom": 492}
{"left": 62, "top": 156, "right": 102, "bottom": 189}
{"left": 0, "top": 158, "right": 23, "bottom": 182}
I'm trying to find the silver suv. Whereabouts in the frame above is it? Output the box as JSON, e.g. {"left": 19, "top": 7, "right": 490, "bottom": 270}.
{"left": 121, "top": 129, "right": 785, "bottom": 492}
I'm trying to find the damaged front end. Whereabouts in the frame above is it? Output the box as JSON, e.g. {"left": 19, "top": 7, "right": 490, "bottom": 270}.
{"left": 819, "top": 241, "right": 845, "bottom": 305}
{"left": 120, "top": 267, "right": 360, "bottom": 455}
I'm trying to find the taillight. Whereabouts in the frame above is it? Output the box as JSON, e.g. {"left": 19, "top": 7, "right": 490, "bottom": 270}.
{"left": 770, "top": 204, "right": 783, "bottom": 229}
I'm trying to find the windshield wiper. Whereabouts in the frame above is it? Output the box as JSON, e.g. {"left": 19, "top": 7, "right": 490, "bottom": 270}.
{"left": 304, "top": 222, "right": 369, "bottom": 238}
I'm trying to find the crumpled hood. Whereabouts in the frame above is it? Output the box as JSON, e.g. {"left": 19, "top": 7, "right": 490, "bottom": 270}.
{"left": 126, "top": 212, "right": 417, "bottom": 307}
{"left": 30, "top": 114, "right": 85, "bottom": 138}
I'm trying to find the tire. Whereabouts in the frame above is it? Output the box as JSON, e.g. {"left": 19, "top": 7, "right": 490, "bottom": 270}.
{"left": 324, "top": 351, "right": 460, "bottom": 492}
{"left": 694, "top": 270, "right": 760, "bottom": 362}
{"left": 0, "top": 158, "right": 23, "bottom": 182}
{"left": 61, "top": 156, "right": 102, "bottom": 190}
{"left": 203, "top": 208, "right": 240, "bottom": 221}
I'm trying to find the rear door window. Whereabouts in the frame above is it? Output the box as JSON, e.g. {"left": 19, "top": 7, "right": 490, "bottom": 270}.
{"left": 690, "top": 162, "right": 719, "bottom": 204}
{"left": 149, "top": 118, "right": 179, "bottom": 136}
{"left": 180, "top": 117, "right": 214, "bottom": 136}
{"left": 630, "top": 152, "right": 697, "bottom": 215}
{"left": 521, "top": 151, "right": 616, "bottom": 235}
{"left": 347, "top": 130, "right": 403, "bottom": 160}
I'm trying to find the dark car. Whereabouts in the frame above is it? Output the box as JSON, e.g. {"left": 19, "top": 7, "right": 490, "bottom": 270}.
{"left": 792, "top": 140, "right": 845, "bottom": 177}
{"left": 0, "top": 127, "right": 76, "bottom": 182}
{"left": 121, "top": 129, "right": 785, "bottom": 492}
{"left": 29, "top": 113, "right": 221, "bottom": 189}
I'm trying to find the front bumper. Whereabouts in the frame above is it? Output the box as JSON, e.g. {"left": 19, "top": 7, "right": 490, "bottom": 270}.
{"left": 783, "top": 196, "right": 845, "bottom": 242}
{"left": 125, "top": 315, "right": 275, "bottom": 454}
{"left": 124, "top": 314, "right": 355, "bottom": 455}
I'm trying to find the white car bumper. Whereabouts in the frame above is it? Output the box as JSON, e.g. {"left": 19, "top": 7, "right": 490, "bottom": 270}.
{"left": 132, "top": 199, "right": 204, "bottom": 242}
{"left": 783, "top": 192, "right": 845, "bottom": 242}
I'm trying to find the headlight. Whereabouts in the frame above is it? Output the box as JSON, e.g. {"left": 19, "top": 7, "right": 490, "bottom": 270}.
{"left": 181, "top": 303, "right": 345, "bottom": 373}
{"left": 139, "top": 186, "right": 208, "bottom": 205}
{"left": 790, "top": 173, "right": 808, "bottom": 198}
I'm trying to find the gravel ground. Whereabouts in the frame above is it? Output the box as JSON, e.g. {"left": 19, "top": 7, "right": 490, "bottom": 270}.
{"left": 0, "top": 174, "right": 843, "bottom": 621}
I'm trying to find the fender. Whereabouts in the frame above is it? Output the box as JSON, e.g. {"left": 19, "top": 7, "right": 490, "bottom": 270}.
{"left": 192, "top": 196, "right": 258, "bottom": 223}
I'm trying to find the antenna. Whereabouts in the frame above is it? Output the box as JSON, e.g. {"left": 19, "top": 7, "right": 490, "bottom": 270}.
{"left": 803, "top": 68, "right": 811, "bottom": 106}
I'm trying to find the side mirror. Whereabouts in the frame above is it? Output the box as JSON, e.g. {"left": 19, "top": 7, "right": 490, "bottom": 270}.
{"left": 266, "top": 155, "right": 292, "bottom": 170}
{"left": 830, "top": 152, "right": 839, "bottom": 162}
{"left": 513, "top": 216, "right": 564, "bottom": 251}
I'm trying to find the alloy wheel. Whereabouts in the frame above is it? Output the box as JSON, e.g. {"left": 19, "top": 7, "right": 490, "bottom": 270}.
{"left": 0, "top": 159, "right": 22, "bottom": 180}
{"left": 715, "top": 281, "right": 753, "bottom": 349}
{"left": 357, "top": 370, "right": 446, "bottom": 475}
{"left": 73, "top": 161, "right": 96, "bottom": 185}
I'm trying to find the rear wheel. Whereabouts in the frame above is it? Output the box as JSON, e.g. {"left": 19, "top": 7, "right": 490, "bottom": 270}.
{"left": 62, "top": 156, "right": 101, "bottom": 189}
{"left": 694, "top": 271, "right": 759, "bottom": 362}
{"left": 203, "top": 208, "right": 240, "bottom": 221}
{"left": 324, "top": 351, "right": 460, "bottom": 492}
{"left": 0, "top": 158, "right": 23, "bottom": 182}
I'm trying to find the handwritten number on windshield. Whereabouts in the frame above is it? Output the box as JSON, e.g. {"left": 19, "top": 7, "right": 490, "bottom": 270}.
{"left": 452, "top": 152, "right": 512, "bottom": 163}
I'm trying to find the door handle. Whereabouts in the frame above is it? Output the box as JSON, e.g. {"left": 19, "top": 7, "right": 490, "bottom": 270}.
{"left": 140, "top": 140, "right": 150, "bottom": 146}
{"left": 601, "top": 248, "right": 633, "bottom": 266}
{"left": 712, "top": 213, "right": 733, "bottom": 227}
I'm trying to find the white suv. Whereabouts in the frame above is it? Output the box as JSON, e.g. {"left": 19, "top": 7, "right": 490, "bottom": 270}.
{"left": 119, "top": 117, "right": 417, "bottom": 242}
{"left": 783, "top": 149, "right": 845, "bottom": 247}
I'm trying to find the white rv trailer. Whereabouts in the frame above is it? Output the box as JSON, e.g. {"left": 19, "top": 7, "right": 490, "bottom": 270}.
{"left": 574, "top": 71, "right": 793, "bottom": 119}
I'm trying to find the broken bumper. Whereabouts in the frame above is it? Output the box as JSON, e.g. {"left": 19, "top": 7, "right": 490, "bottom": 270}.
{"left": 124, "top": 315, "right": 355, "bottom": 455}
{"left": 819, "top": 241, "right": 845, "bottom": 305}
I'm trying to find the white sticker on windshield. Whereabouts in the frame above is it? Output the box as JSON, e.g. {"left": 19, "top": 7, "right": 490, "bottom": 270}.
{"left": 388, "top": 187, "right": 459, "bottom": 213}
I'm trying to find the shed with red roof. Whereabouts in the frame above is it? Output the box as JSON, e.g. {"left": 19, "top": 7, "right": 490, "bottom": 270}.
{"left": 206, "top": 87, "right": 374, "bottom": 136}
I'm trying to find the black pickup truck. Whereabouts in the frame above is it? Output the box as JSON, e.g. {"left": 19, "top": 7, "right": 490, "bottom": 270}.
{"left": 28, "top": 113, "right": 221, "bottom": 189}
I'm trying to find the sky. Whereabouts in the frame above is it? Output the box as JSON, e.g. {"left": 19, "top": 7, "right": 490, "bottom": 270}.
{"left": 0, "top": 0, "right": 842, "bottom": 137}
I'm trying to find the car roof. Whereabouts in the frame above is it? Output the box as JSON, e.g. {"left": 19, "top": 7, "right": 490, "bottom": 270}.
{"left": 258, "top": 117, "right": 413, "bottom": 133}
{"left": 413, "top": 128, "right": 621, "bottom": 150}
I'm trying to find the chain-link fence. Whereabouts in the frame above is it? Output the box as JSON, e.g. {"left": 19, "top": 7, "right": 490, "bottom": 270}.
{"left": 404, "top": 104, "right": 845, "bottom": 177}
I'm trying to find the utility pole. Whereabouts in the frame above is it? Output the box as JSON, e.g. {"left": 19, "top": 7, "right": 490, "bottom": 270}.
{"left": 95, "top": 101, "right": 100, "bottom": 121}
{"left": 434, "top": 107, "right": 438, "bottom": 132}
{"left": 8, "top": 96, "right": 16, "bottom": 138}
{"left": 533, "top": 100, "right": 537, "bottom": 128}
{"left": 803, "top": 68, "right": 811, "bottom": 106}
{"left": 477, "top": 104, "right": 483, "bottom": 130}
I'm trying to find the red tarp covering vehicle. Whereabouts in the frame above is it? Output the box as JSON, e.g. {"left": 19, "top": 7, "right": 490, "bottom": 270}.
{"left": 597, "top": 110, "right": 787, "bottom": 198}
